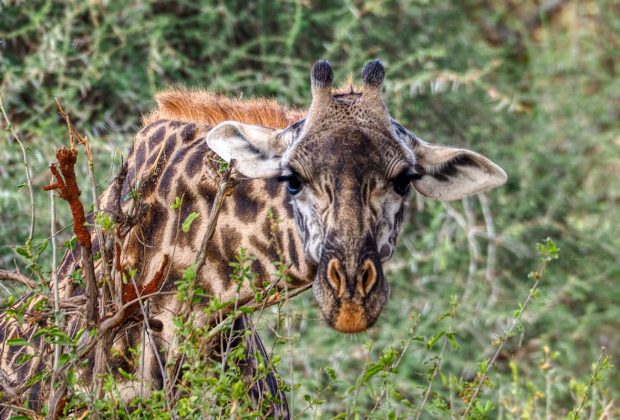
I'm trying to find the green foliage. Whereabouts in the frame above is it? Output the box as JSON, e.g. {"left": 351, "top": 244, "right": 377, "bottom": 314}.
{"left": 1, "top": 0, "right": 619, "bottom": 418}
{"left": 181, "top": 211, "right": 200, "bottom": 233}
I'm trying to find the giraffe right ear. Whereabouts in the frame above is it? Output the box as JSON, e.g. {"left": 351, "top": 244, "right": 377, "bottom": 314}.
{"left": 206, "top": 121, "right": 293, "bottom": 178}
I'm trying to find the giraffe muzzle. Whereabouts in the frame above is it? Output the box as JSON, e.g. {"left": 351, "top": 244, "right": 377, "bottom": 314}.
{"left": 316, "top": 254, "right": 388, "bottom": 333}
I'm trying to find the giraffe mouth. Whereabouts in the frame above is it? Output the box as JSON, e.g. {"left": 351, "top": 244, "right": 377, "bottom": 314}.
{"left": 333, "top": 302, "right": 368, "bottom": 333}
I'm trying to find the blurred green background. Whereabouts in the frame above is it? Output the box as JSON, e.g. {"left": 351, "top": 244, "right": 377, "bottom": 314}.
{"left": 1, "top": 0, "right": 619, "bottom": 417}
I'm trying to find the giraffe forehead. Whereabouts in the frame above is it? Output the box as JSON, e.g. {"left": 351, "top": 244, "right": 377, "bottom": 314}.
{"left": 289, "top": 128, "right": 407, "bottom": 180}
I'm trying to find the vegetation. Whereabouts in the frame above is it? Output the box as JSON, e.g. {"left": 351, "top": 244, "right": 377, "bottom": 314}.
{"left": 1, "top": 0, "right": 618, "bottom": 417}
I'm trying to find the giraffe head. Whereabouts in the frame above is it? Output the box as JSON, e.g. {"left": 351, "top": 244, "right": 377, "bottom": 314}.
{"left": 207, "top": 60, "right": 507, "bottom": 333}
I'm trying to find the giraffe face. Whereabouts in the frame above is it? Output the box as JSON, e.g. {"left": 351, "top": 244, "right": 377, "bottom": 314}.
{"left": 278, "top": 124, "right": 415, "bottom": 332}
{"left": 207, "top": 60, "right": 507, "bottom": 333}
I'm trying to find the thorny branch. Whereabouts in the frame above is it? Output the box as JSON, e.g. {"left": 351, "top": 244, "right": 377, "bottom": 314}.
{"left": 166, "top": 161, "right": 235, "bottom": 401}
{"left": 573, "top": 346, "right": 607, "bottom": 419}
{"left": 461, "top": 245, "right": 555, "bottom": 418}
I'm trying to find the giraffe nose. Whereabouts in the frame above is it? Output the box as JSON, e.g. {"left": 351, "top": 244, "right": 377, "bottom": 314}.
{"left": 356, "top": 259, "right": 377, "bottom": 296}
{"left": 326, "top": 258, "right": 378, "bottom": 297}
{"left": 326, "top": 258, "right": 346, "bottom": 297}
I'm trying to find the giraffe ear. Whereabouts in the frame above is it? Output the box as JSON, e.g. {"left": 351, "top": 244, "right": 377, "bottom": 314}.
{"left": 206, "top": 121, "right": 293, "bottom": 178}
{"left": 411, "top": 139, "right": 507, "bottom": 201}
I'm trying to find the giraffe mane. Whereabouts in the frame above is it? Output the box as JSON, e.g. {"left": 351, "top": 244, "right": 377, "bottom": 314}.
{"left": 143, "top": 89, "right": 305, "bottom": 129}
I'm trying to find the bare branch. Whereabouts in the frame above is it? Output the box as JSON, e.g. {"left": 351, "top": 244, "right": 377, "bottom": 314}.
{"left": 0, "top": 94, "right": 35, "bottom": 243}
{"left": 0, "top": 403, "right": 42, "bottom": 419}
{"left": 0, "top": 269, "right": 37, "bottom": 289}
{"left": 47, "top": 175, "right": 64, "bottom": 417}
{"left": 478, "top": 192, "right": 499, "bottom": 306}
{"left": 166, "top": 162, "right": 234, "bottom": 401}
{"left": 461, "top": 252, "right": 553, "bottom": 418}
{"left": 416, "top": 335, "right": 449, "bottom": 419}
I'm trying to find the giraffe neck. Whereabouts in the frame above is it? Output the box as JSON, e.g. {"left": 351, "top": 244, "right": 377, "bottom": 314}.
{"left": 114, "top": 119, "right": 316, "bottom": 312}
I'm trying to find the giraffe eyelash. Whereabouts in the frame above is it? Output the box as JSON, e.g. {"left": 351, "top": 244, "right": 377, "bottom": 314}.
{"left": 276, "top": 171, "right": 302, "bottom": 183}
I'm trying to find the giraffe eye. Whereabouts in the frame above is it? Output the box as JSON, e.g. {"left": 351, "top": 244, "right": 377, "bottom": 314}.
{"left": 277, "top": 173, "right": 303, "bottom": 195}
{"left": 392, "top": 171, "right": 413, "bottom": 196}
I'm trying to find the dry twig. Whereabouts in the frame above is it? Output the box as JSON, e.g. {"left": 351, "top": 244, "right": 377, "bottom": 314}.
{"left": 0, "top": 269, "right": 38, "bottom": 289}
{"left": 0, "top": 94, "right": 35, "bottom": 243}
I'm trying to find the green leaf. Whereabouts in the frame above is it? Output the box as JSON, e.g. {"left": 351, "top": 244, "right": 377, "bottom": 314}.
{"left": 182, "top": 212, "right": 200, "bottom": 233}
{"left": 64, "top": 235, "right": 78, "bottom": 250}
{"left": 427, "top": 331, "right": 445, "bottom": 350}
{"left": 182, "top": 265, "right": 197, "bottom": 282}
{"left": 325, "top": 366, "right": 337, "bottom": 380}
{"left": 238, "top": 306, "right": 255, "bottom": 314}
{"left": 16, "top": 353, "right": 35, "bottom": 366}
{"left": 217, "top": 158, "right": 229, "bottom": 173}
{"left": 15, "top": 246, "right": 30, "bottom": 258}
{"left": 171, "top": 196, "right": 182, "bottom": 210}
{"left": 67, "top": 368, "right": 77, "bottom": 387}
{"left": 95, "top": 212, "right": 115, "bottom": 230}
{"left": 35, "top": 240, "right": 48, "bottom": 256}
{"left": 447, "top": 332, "right": 460, "bottom": 350}
{"left": 58, "top": 353, "right": 72, "bottom": 368}
{"left": 24, "top": 370, "right": 45, "bottom": 387}
{"left": 363, "top": 362, "right": 383, "bottom": 381}
{"left": 7, "top": 338, "right": 30, "bottom": 347}
{"left": 118, "top": 367, "right": 133, "bottom": 380}
{"left": 536, "top": 237, "right": 560, "bottom": 261}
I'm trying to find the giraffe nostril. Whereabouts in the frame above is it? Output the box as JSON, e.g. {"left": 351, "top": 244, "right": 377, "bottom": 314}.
{"left": 357, "top": 259, "right": 377, "bottom": 296}
{"left": 327, "top": 259, "right": 346, "bottom": 297}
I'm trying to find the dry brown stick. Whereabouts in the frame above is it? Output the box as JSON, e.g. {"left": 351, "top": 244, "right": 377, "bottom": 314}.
{"left": 0, "top": 373, "right": 21, "bottom": 401}
{"left": 0, "top": 94, "right": 35, "bottom": 243}
{"left": 0, "top": 402, "right": 42, "bottom": 420}
{"left": 43, "top": 148, "right": 98, "bottom": 327}
{"left": 56, "top": 99, "right": 114, "bottom": 310}
{"left": 0, "top": 269, "right": 38, "bottom": 289}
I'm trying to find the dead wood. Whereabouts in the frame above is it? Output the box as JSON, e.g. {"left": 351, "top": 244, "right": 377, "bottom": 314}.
{"left": 0, "top": 269, "right": 38, "bottom": 289}
{"left": 43, "top": 148, "right": 98, "bottom": 328}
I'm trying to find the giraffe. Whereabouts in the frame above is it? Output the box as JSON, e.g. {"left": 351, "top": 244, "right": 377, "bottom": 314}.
{"left": 0, "top": 59, "right": 506, "bottom": 417}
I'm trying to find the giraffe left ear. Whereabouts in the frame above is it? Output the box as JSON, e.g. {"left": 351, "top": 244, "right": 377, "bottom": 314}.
{"left": 206, "top": 121, "right": 293, "bottom": 178}
{"left": 411, "top": 139, "right": 507, "bottom": 201}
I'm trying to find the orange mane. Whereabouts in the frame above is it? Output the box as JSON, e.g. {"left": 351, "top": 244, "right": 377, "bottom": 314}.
{"left": 143, "top": 89, "right": 305, "bottom": 129}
